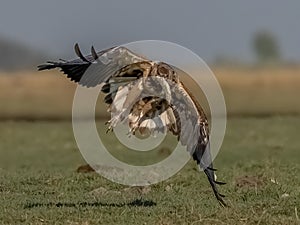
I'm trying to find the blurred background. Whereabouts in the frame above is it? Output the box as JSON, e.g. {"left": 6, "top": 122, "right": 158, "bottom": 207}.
{"left": 0, "top": 0, "right": 299, "bottom": 119}
{"left": 0, "top": 2, "right": 300, "bottom": 224}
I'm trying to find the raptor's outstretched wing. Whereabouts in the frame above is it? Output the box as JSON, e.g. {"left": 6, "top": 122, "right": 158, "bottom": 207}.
{"left": 117, "top": 75, "right": 227, "bottom": 206}
{"left": 38, "top": 43, "right": 148, "bottom": 87}
{"left": 172, "top": 81, "right": 227, "bottom": 206}
{"left": 38, "top": 45, "right": 226, "bottom": 206}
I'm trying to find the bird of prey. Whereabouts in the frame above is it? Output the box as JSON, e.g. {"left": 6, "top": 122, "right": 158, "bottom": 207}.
{"left": 38, "top": 43, "right": 227, "bottom": 206}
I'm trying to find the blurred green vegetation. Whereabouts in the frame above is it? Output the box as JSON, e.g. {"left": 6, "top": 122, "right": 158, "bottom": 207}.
{"left": 253, "top": 30, "right": 280, "bottom": 64}
{"left": 0, "top": 37, "right": 47, "bottom": 71}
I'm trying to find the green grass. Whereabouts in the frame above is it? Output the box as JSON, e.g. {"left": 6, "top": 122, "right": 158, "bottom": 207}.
{"left": 0, "top": 117, "right": 300, "bottom": 224}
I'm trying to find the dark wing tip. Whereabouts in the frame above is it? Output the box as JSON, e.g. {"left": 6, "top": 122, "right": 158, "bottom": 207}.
{"left": 216, "top": 193, "right": 227, "bottom": 207}
{"left": 91, "top": 46, "right": 99, "bottom": 60}
{"left": 214, "top": 181, "right": 226, "bottom": 185}
{"left": 37, "top": 61, "right": 57, "bottom": 71}
{"left": 207, "top": 166, "right": 217, "bottom": 171}
{"left": 74, "top": 43, "right": 90, "bottom": 62}
{"left": 204, "top": 168, "right": 227, "bottom": 207}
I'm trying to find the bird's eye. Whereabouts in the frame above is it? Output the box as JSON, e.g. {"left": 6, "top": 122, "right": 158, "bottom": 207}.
{"left": 158, "top": 65, "right": 169, "bottom": 75}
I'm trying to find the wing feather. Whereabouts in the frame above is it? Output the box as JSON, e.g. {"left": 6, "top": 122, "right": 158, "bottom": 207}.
{"left": 169, "top": 80, "right": 226, "bottom": 206}
{"left": 38, "top": 44, "right": 148, "bottom": 87}
{"left": 122, "top": 72, "right": 226, "bottom": 206}
{"left": 38, "top": 44, "right": 226, "bottom": 206}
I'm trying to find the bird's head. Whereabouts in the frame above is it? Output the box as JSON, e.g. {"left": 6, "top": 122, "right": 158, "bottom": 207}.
{"left": 155, "top": 62, "right": 178, "bottom": 82}
{"left": 157, "top": 62, "right": 173, "bottom": 76}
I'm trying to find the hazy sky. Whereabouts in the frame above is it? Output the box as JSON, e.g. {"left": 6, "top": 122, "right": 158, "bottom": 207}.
{"left": 0, "top": 0, "right": 299, "bottom": 63}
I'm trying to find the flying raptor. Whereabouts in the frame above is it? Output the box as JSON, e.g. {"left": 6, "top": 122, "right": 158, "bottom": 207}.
{"left": 38, "top": 43, "right": 227, "bottom": 206}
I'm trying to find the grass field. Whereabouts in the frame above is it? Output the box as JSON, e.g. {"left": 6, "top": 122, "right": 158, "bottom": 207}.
{"left": 0, "top": 117, "right": 299, "bottom": 224}
{"left": 1, "top": 67, "right": 299, "bottom": 224}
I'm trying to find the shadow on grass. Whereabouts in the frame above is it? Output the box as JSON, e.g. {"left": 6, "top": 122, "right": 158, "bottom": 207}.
{"left": 24, "top": 199, "right": 156, "bottom": 209}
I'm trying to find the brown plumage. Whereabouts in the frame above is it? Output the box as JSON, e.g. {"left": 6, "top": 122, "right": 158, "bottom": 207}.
{"left": 38, "top": 43, "right": 227, "bottom": 206}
